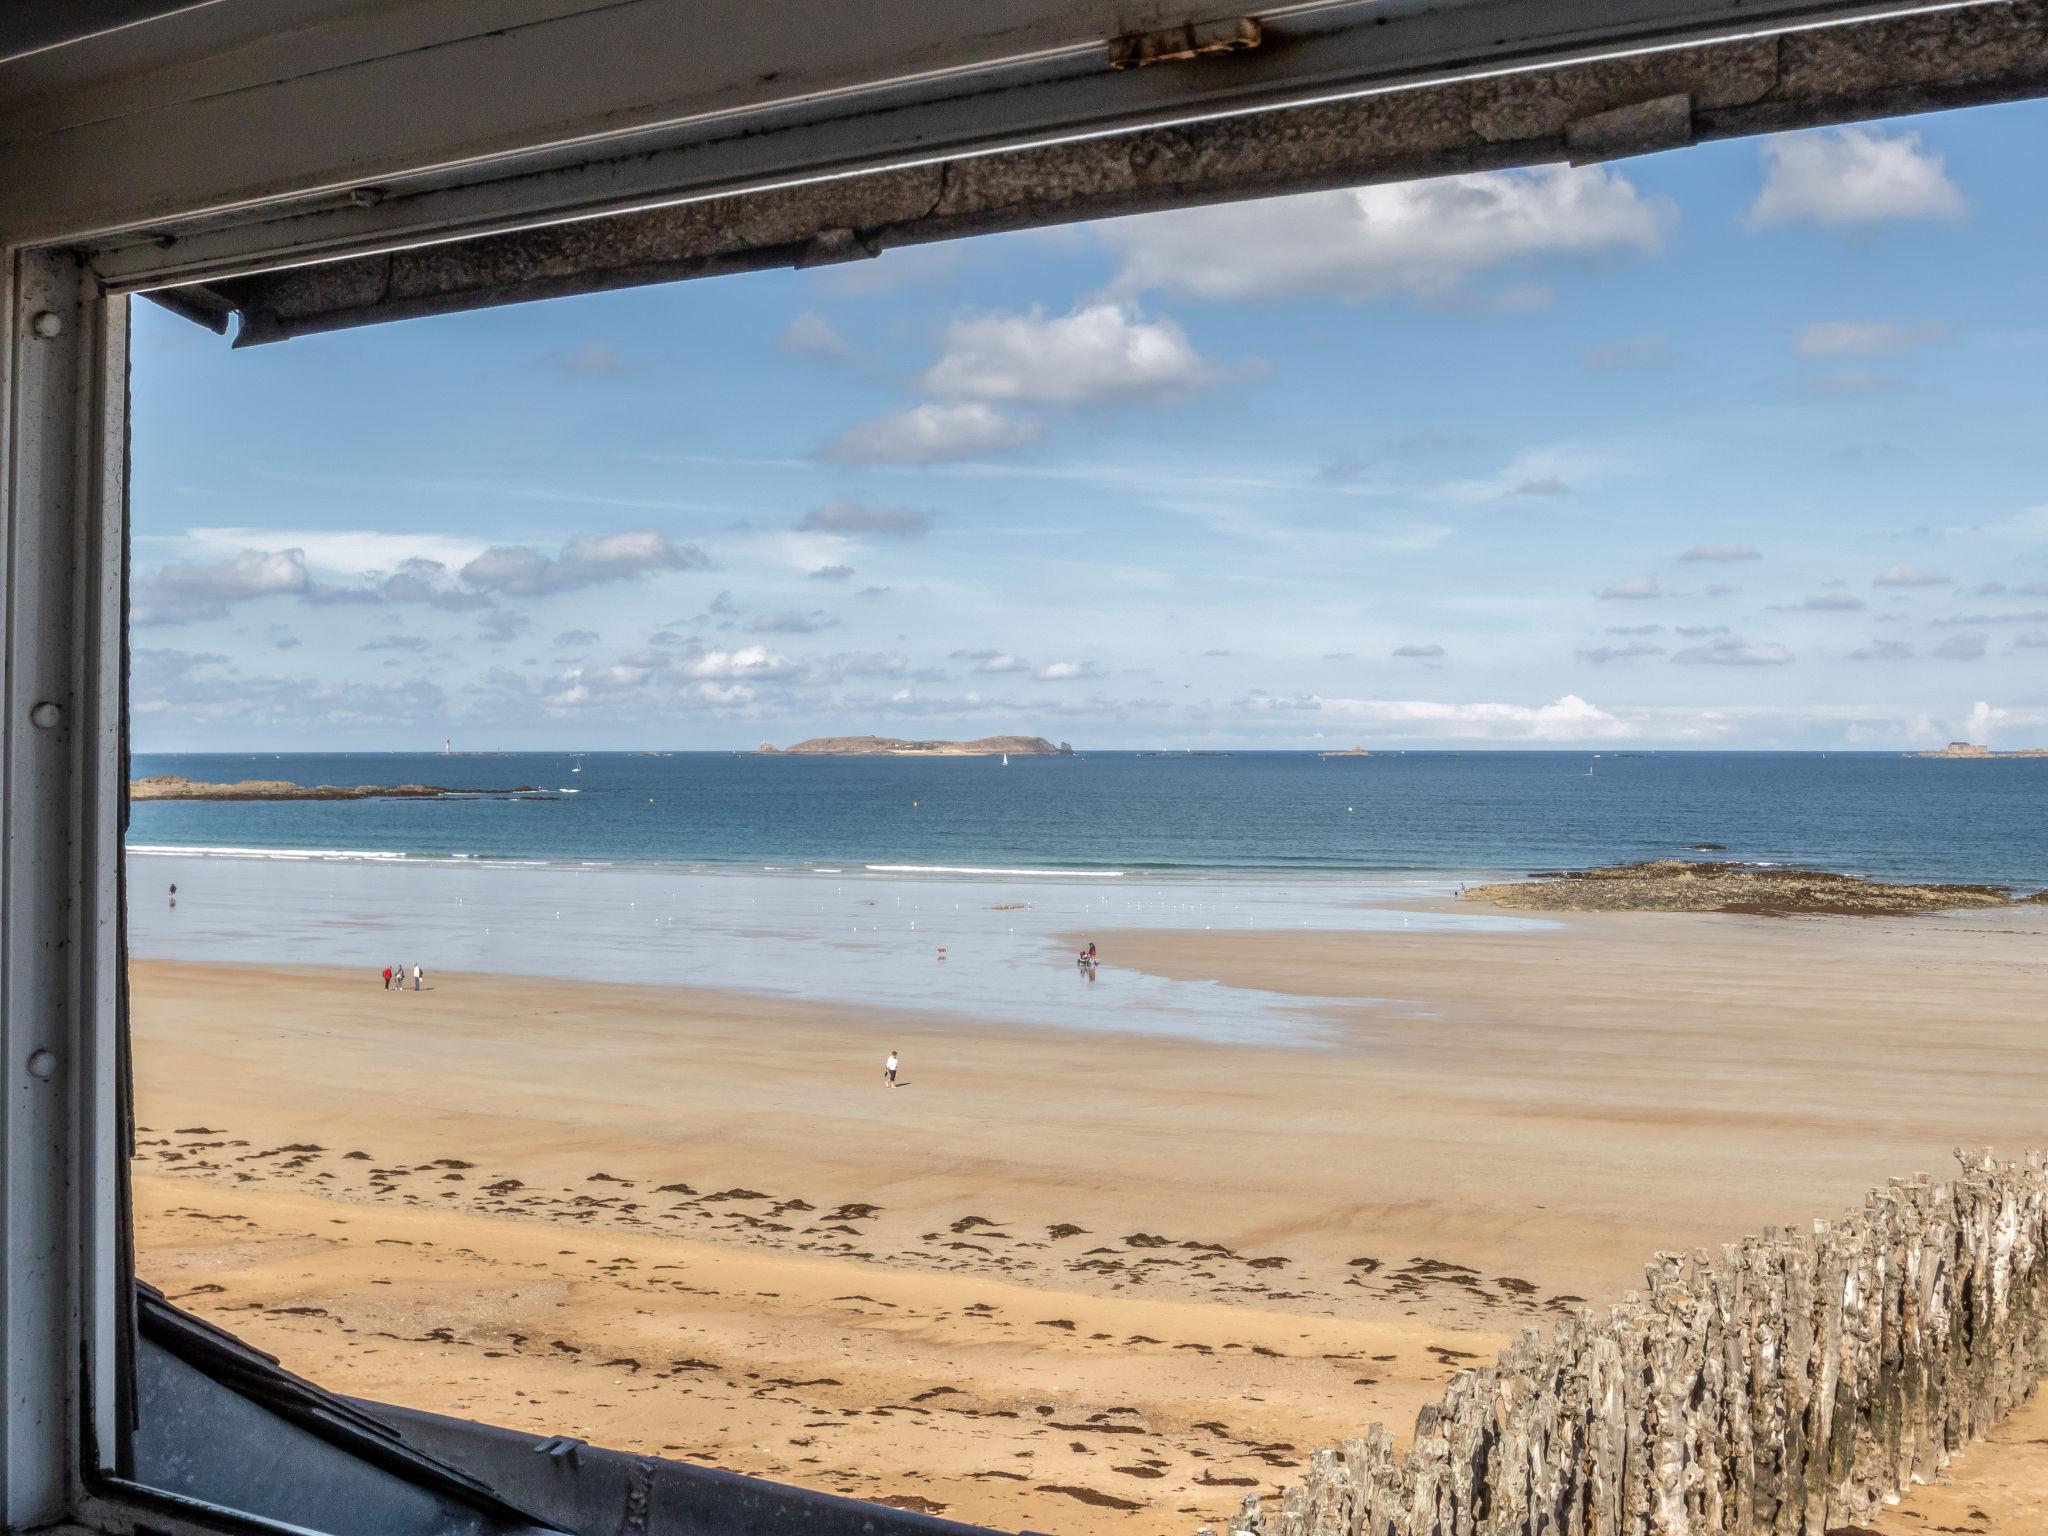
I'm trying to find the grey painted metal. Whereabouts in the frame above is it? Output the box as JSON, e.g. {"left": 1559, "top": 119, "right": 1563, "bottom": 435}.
{"left": 0, "top": 3, "right": 228, "bottom": 67}
{"left": 1, "top": 251, "right": 128, "bottom": 1527}
{"left": 128, "top": 1326, "right": 553, "bottom": 1534}
{"left": 181, "top": 0, "right": 2048, "bottom": 346}
{"left": 33, "top": 0, "right": 1987, "bottom": 290}
{"left": 360, "top": 1399, "right": 1022, "bottom": 1536}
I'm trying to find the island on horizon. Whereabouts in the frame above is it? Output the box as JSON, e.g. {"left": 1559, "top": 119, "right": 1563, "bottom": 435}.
{"left": 758, "top": 735, "right": 1072, "bottom": 757}
{"left": 1918, "top": 740, "right": 2048, "bottom": 759}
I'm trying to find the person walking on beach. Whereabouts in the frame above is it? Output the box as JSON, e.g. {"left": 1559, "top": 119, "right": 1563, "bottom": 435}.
{"left": 381, "top": 965, "right": 392, "bottom": 990}
{"left": 884, "top": 1050, "right": 899, "bottom": 1089}
{"left": 412, "top": 962, "right": 423, "bottom": 992}
{"left": 168, "top": 883, "right": 177, "bottom": 909}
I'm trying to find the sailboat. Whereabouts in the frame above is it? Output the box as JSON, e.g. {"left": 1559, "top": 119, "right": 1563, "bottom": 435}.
{"left": 1002, "top": 752, "right": 1009, "bottom": 766}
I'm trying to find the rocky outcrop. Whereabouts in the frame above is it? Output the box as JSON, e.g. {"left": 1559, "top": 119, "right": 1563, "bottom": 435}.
{"left": 1223, "top": 1149, "right": 2048, "bottom": 1536}
{"left": 1919, "top": 741, "right": 2048, "bottom": 759}
{"left": 1463, "top": 860, "right": 2034, "bottom": 916}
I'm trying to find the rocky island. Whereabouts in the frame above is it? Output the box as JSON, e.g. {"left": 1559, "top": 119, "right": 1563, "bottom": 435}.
{"left": 758, "top": 735, "right": 1072, "bottom": 756}
{"left": 1462, "top": 859, "right": 2048, "bottom": 917}
{"left": 1917, "top": 741, "right": 2048, "bottom": 759}
{"left": 131, "top": 776, "right": 540, "bottom": 802}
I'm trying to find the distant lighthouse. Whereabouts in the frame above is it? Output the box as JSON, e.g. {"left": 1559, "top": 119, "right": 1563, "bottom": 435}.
{"left": 443, "top": 737, "right": 452, "bottom": 756}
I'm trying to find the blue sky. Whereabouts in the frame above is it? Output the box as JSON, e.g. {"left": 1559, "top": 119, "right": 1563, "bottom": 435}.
{"left": 131, "top": 100, "right": 2048, "bottom": 751}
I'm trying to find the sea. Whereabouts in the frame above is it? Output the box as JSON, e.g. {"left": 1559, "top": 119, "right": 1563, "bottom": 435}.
{"left": 126, "top": 750, "right": 2048, "bottom": 1045}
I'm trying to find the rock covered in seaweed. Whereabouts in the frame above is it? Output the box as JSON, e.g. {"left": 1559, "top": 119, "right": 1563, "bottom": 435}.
{"left": 1462, "top": 859, "right": 2036, "bottom": 916}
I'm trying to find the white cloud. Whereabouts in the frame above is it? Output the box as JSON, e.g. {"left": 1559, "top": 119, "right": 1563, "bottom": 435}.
{"left": 1431, "top": 444, "right": 1607, "bottom": 506}
{"left": 1296, "top": 692, "right": 1636, "bottom": 742}
{"left": 1872, "top": 563, "right": 1952, "bottom": 587}
{"left": 1746, "top": 128, "right": 1966, "bottom": 230}
{"left": 1793, "top": 320, "right": 1948, "bottom": 359}
{"left": 1672, "top": 637, "right": 1794, "bottom": 666}
{"left": 1100, "top": 165, "right": 1672, "bottom": 305}
{"left": 1772, "top": 594, "right": 1865, "bottom": 612}
{"left": 460, "top": 531, "right": 707, "bottom": 597}
{"left": 1035, "top": 661, "right": 1096, "bottom": 681}
{"left": 693, "top": 682, "right": 757, "bottom": 705}
{"left": 1678, "top": 545, "right": 1760, "bottom": 563}
{"left": 919, "top": 303, "right": 1216, "bottom": 406}
{"left": 748, "top": 610, "right": 838, "bottom": 634}
{"left": 1598, "top": 576, "right": 1662, "bottom": 600}
{"left": 778, "top": 311, "right": 853, "bottom": 363}
{"left": 1962, "top": 700, "right": 2048, "bottom": 743}
{"left": 796, "top": 499, "right": 932, "bottom": 538}
{"left": 1578, "top": 640, "right": 1665, "bottom": 664}
{"left": 476, "top": 610, "right": 531, "bottom": 643}
{"left": 301, "top": 556, "right": 493, "bottom": 612}
{"left": 181, "top": 527, "right": 489, "bottom": 577}
{"left": 681, "top": 646, "right": 791, "bottom": 681}
{"left": 817, "top": 404, "right": 1042, "bottom": 466}
{"left": 950, "top": 648, "right": 1035, "bottom": 675}
{"left": 1987, "top": 506, "right": 2048, "bottom": 540}
{"left": 133, "top": 548, "right": 309, "bottom": 626}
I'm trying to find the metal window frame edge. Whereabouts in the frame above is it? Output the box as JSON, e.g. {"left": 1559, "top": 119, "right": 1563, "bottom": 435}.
{"left": 2, "top": 245, "right": 129, "bottom": 1531}
{"left": 78, "top": 0, "right": 1998, "bottom": 297}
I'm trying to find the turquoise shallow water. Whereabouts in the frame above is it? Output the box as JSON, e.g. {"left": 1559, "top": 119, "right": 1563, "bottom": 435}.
{"left": 131, "top": 749, "right": 2048, "bottom": 887}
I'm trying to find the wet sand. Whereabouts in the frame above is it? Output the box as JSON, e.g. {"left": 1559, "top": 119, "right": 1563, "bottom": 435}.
{"left": 131, "top": 904, "right": 2048, "bottom": 1531}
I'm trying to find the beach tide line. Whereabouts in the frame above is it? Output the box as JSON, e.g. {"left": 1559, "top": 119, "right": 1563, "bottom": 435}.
{"left": 126, "top": 843, "right": 411, "bottom": 863}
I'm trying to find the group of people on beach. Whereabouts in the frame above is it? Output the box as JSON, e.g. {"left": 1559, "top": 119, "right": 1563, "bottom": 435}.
{"left": 381, "top": 962, "right": 424, "bottom": 991}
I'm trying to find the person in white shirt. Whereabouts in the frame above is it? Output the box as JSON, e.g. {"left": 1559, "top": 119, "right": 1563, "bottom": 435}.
{"left": 884, "top": 1050, "right": 898, "bottom": 1088}
{"left": 412, "top": 963, "right": 423, "bottom": 992}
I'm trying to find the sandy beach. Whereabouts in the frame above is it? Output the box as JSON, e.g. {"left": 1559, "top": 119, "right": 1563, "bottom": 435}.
{"left": 131, "top": 902, "right": 2048, "bottom": 1532}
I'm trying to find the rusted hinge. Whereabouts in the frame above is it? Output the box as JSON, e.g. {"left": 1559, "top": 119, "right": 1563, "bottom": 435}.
{"left": 1108, "top": 16, "right": 1262, "bottom": 70}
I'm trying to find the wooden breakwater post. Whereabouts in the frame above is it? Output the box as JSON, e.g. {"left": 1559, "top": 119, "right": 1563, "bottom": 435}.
{"left": 1220, "top": 1149, "right": 2048, "bottom": 1536}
